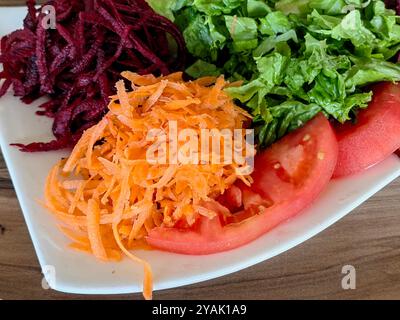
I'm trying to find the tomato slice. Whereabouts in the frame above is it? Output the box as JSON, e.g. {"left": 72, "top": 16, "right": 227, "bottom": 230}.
{"left": 146, "top": 114, "right": 338, "bottom": 255}
{"left": 217, "top": 185, "right": 242, "bottom": 212}
{"left": 333, "top": 82, "right": 400, "bottom": 178}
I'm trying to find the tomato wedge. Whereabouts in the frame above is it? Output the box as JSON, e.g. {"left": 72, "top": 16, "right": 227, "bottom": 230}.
{"left": 146, "top": 114, "right": 338, "bottom": 255}
{"left": 333, "top": 82, "right": 400, "bottom": 178}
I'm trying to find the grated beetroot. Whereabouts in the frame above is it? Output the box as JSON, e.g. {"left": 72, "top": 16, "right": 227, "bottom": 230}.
{"left": 0, "top": 0, "right": 186, "bottom": 152}
{"left": 385, "top": 0, "right": 400, "bottom": 14}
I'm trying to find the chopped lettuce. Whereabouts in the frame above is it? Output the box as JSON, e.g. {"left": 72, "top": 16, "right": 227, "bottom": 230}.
{"left": 158, "top": 0, "right": 400, "bottom": 147}
{"left": 147, "top": 0, "right": 187, "bottom": 21}
{"left": 225, "top": 16, "right": 259, "bottom": 51}
{"left": 193, "top": 0, "right": 244, "bottom": 15}
{"left": 186, "top": 59, "right": 222, "bottom": 78}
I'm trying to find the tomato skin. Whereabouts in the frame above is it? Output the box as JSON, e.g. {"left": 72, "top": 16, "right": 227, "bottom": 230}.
{"left": 146, "top": 114, "right": 338, "bottom": 255}
{"left": 333, "top": 82, "right": 400, "bottom": 178}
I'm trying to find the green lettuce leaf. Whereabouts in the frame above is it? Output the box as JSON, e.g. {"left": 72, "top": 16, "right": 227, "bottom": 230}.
{"left": 247, "top": 0, "right": 272, "bottom": 17}
{"left": 225, "top": 16, "right": 259, "bottom": 51}
{"left": 165, "top": 0, "right": 400, "bottom": 147}
{"left": 186, "top": 60, "right": 222, "bottom": 78}
{"left": 259, "top": 11, "right": 293, "bottom": 35}
{"left": 193, "top": 0, "right": 243, "bottom": 15}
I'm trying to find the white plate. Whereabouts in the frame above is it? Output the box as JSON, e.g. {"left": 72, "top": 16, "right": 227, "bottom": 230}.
{"left": 1, "top": 7, "right": 400, "bottom": 296}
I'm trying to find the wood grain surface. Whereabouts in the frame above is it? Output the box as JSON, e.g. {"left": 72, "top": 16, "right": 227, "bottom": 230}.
{"left": 0, "top": 0, "right": 31, "bottom": 5}
{"left": 1, "top": 148, "right": 400, "bottom": 300}
{"left": 1, "top": 0, "right": 400, "bottom": 301}
{"left": 0, "top": 0, "right": 44, "bottom": 5}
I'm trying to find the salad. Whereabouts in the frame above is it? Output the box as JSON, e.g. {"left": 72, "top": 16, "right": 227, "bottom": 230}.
{"left": 1, "top": 0, "right": 400, "bottom": 299}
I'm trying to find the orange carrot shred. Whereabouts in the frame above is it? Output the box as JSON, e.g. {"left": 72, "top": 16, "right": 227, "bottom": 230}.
{"left": 87, "top": 199, "right": 108, "bottom": 261}
{"left": 44, "top": 72, "right": 255, "bottom": 300}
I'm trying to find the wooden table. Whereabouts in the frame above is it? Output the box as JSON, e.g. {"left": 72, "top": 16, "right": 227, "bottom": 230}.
{"left": 0, "top": 0, "right": 36, "bottom": 5}
{"left": 2, "top": 0, "right": 400, "bottom": 301}
{"left": 0, "top": 0, "right": 43, "bottom": 5}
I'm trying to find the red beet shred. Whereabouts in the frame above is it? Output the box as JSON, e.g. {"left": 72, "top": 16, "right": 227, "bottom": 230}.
{"left": 0, "top": 0, "right": 186, "bottom": 152}
{"left": 385, "top": 0, "right": 400, "bottom": 14}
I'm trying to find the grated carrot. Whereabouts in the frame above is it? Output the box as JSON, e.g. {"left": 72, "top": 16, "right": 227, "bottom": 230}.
{"left": 87, "top": 199, "right": 108, "bottom": 261}
{"left": 44, "top": 72, "right": 255, "bottom": 299}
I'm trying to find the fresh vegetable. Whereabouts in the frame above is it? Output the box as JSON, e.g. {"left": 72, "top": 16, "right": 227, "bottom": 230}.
{"left": 155, "top": 0, "right": 400, "bottom": 147}
{"left": 0, "top": 0, "right": 186, "bottom": 152}
{"left": 147, "top": 114, "right": 338, "bottom": 254}
{"left": 385, "top": 0, "right": 400, "bottom": 15}
{"left": 334, "top": 82, "right": 400, "bottom": 177}
{"left": 43, "top": 71, "right": 254, "bottom": 299}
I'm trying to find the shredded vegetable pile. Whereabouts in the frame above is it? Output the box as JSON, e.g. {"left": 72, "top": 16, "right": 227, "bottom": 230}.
{"left": 151, "top": 0, "right": 400, "bottom": 147}
{"left": 0, "top": 0, "right": 186, "bottom": 152}
{"left": 44, "top": 72, "right": 254, "bottom": 299}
